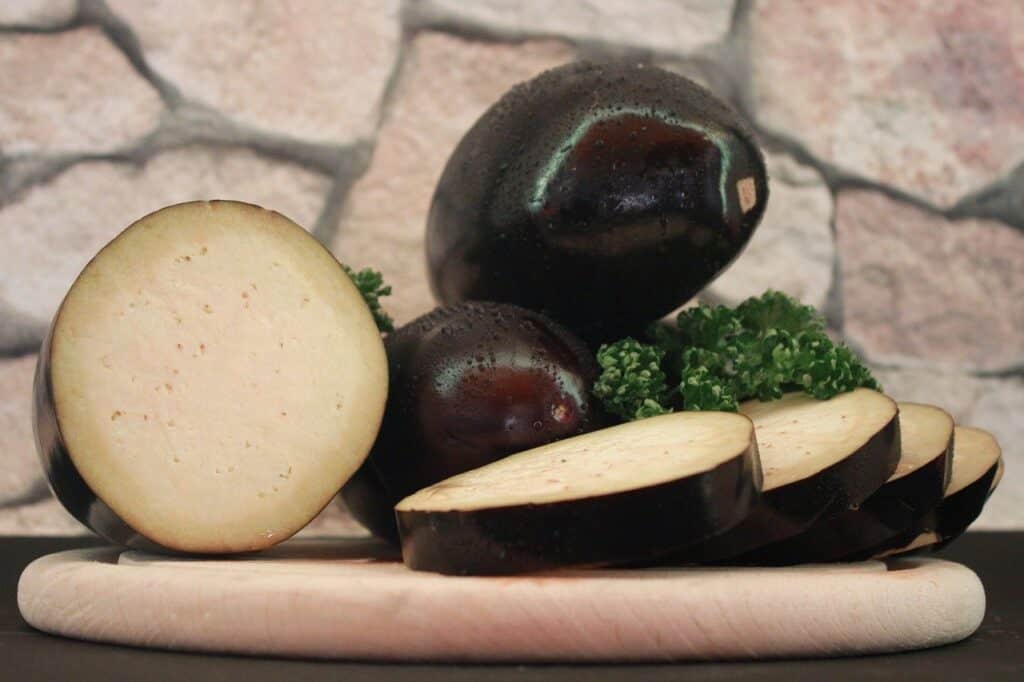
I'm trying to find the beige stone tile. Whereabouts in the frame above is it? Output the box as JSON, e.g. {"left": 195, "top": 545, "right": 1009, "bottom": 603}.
{"left": 838, "top": 190, "right": 1024, "bottom": 371}
{"left": 418, "top": 0, "right": 733, "bottom": 55}
{"left": 0, "top": 28, "right": 162, "bottom": 155}
{"left": 109, "top": 0, "right": 400, "bottom": 144}
{"left": 0, "top": 0, "right": 75, "bottom": 28}
{"left": 0, "top": 355, "right": 42, "bottom": 502}
{"left": 749, "top": 0, "right": 1024, "bottom": 207}
{"left": 0, "top": 496, "right": 86, "bottom": 536}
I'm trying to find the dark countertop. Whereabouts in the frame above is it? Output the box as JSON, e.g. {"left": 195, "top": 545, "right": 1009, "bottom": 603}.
{"left": 2, "top": 533, "right": 1021, "bottom": 681}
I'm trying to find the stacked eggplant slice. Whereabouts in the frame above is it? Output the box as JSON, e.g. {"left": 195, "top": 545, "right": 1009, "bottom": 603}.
{"left": 851, "top": 426, "right": 1002, "bottom": 560}
{"left": 732, "top": 402, "right": 953, "bottom": 566}
{"left": 398, "top": 412, "right": 760, "bottom": 575}
{"left": 396, "top": 390, "right": 1003, "bottom": 575}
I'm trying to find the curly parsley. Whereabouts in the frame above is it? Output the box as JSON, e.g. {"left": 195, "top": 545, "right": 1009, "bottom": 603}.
{"left": 593, "top": 291, "right": 880, "bottom": 418}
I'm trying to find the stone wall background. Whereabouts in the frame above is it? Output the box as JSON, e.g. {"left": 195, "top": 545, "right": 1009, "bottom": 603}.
{"left": 1, "top": 0, "right": 1021, "bottom": 534}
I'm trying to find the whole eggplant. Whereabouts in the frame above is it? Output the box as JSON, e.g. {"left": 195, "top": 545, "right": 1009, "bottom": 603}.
{"left": 426, "top": 61, "right": 769, "bottom": 344}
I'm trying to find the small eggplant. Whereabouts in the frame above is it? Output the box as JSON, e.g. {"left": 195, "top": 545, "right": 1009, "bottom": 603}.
{"left": 341, "top": 302, "right": 601, "bottom": 540}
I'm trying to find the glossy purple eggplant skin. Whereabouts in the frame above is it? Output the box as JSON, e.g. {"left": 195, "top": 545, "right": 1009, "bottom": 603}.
{"left": 341, "top": 302, "right": 602, "bottom": 541}
{"left": 426, "top": 61, "right": 769, "bottom": 344}
{"left": 848, "top": 459, "right": 1000, "bottom": 561}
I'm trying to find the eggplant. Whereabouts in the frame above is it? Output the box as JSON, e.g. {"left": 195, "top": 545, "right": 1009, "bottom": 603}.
{"left": 735, "top": 402, "right": 953, "bottom": 565}
{"left": 341, "top": 302, "right": 601, "bottom": 541}
{"left": 397, "top": 411, "right": 760, "bottom": 575}
{"left": 649, "top": 389, "right": 900, "bottom": 565}
{"left": 858, "top": 426, "right": 1002, "bottom": 560}
{"left": 929, "top": 453, "right": 1004, "bottom": 553}
{"left": 426, "top": 61, "right": 768, "bottom": 344}
{"left": 34, "top": 201, "right": 387, "bottom": 553}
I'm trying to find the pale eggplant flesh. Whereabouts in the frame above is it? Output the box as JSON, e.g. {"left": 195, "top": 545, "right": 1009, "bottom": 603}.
{"left": 397, "top": 412, "right": 760, "bottom": 575}
{"left": 649, "top": 389, "right": 901, "bottom": 565}
{"left": 35, "top": 325, "right": 162, "bottom": 551}
{"left": 734, "top": 402, "right": 953, "bottom": 566}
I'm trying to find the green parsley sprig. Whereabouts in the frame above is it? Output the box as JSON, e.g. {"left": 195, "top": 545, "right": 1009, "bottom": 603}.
{"left": 342, "top": 265, "right": 394, "bottom": 333}
{"left": 592, "top": 291, "right": 880, "bottom": 420}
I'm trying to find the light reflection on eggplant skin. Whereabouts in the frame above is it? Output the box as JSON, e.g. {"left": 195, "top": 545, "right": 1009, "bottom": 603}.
{"left": 432, "top": 347, "right": 587, "bottom": 414}
{"left": 427, "top": 347, "right": 588, "bottom": 457}
{"left": 427, "top": 61, "right": 768, "bottom": 344}
{"left": 527, "top": 108, "right": 733, "bottom": 230}
{"left": 527, "top": 112, "right": 755, "bottom": 256}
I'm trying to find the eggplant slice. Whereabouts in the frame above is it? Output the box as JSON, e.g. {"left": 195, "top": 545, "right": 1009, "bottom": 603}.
{"left": 736, "top": 402, "right": 953, "bottom": 565}
{"left": 396, "top": 412, "right": 760, "bottom": 575}
{"left": 860, "top": 426, "right": 1002, "bottom": 559}
{"left": 34, "top": 201, "right": 388, "bottom": 554}
{"left": 653, "top": 389, "right": 900, "bottom": 565}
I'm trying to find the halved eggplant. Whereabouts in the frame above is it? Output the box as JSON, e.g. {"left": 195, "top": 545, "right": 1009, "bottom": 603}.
{"left": 735, "top": 402, "right": 953, "bottom": 565}
{"left": 652, "top": 389, "right": 900, "bottom": 565}
{"left": 34, "top": 201, "right": 388, "bottom": 554}
{"left": 396, "top": 411, "right": 760, "bottom": 575}
{"left": 859, "top": 427, "right": 1002, "bottom": 559}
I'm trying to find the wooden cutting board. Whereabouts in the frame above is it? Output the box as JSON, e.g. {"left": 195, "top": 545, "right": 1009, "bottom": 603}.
{"left": 18, "top": 537, "right": 985, "bottom": 662}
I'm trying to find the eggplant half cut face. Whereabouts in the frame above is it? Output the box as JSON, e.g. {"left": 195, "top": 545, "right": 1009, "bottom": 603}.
{"left": 34, "top": 201, "right": 388, "bottom": 554}
{"left": 396, "top": 411, "right": 760, "bottom": 575}
{"left": 653, "top": 388, "right": 901, "bottom": 565}
{"left": 735, "top": 402, "right": 953, "bottom": 566}
{"left": 863, "top": 426, "right": 1002, "bottom": 560}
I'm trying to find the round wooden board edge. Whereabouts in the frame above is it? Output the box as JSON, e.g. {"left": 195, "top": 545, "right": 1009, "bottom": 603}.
{"left": 18, "top": 546, "right": 985, "bottom": 662}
